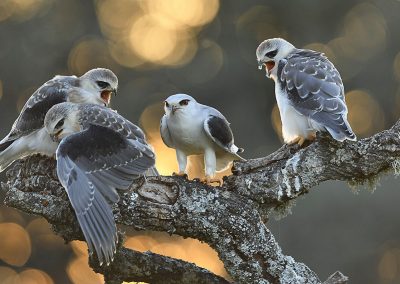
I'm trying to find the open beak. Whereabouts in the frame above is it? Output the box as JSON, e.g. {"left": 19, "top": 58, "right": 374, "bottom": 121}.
{"left": 258, "top": 60, "right": 275, "bottom": 78}
{"left": 101, "top": 89, "right": 116, "bottom": 106}
{"left": 51, "top": 129, "right": 63, "bottom": 142}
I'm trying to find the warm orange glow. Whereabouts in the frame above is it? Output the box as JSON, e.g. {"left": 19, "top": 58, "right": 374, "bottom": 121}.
{"left": 68, "top": 37, "right": 118, "bottom": 75}
{"left": 124, "top": 233, "right": 228, "bottom": 278}
{"left": 378, "top": 249, "right": 398, "bottom": 281}
{"left": 346, "top": 90, "right": 385, "bottom": 137}
{"left": 95, "top": 0, "right": 219, "bottom": 67}
{"left": 0, "top": 223, "right": 31, "bottom": 266}
{"left": 271, "top": 104, "right": 282, "bottom": 140}
{"left": 303, "top": 43, "right": 336, "bottom": 64}
{"left": 26, "top": 218, "right": 65, "bottom": 248}
{"left": 67, "top": 255, "right": 104, "bottom": 284}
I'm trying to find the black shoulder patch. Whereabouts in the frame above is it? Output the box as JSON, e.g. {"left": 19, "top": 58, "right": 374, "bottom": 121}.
{"left": 207, "top": 116, "right": 232, "bottom": 147}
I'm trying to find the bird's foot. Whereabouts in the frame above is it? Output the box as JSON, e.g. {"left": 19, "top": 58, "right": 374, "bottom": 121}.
{"left": 173, "top": 171, "right": 188, "bottom": 178}
{"left": 307, "top": 133, "right": 317, "bottom": 141}
{"left": 287, "top": 136, "right": 306, "bottom": 146}
{"left": 201, "top": 176, "right": 223, "bottom": 186}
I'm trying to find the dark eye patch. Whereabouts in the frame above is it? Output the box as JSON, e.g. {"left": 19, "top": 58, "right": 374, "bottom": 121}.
{"left": 55, "top": 118, "right": 64, "bottom": 129}
{"left": 179, "top": 99, "right": 190, "bottom": 106}
{"left": 165, "top": 101, "right": 170, "bottom": 107}
{"left": 96, "top": 81, "right": 110, "bottom": 88}
{"left": 265, "top": 49, "right": 278, "bottom": 58}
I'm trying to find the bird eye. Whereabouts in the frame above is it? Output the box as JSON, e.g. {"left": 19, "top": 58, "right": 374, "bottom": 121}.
{"left": 55, "top": 118, "right": 64, "bottom": 129}
{"left": 96, "top": 81, "right": 110, "bottom": 89}
{"left": 165, "top": 101, "right": 170, "bottom": 107}
{"left": 265, "top": 49, "right": 278, "bottom": 58}
{"left": 179, "top": 99, "right": 190, "bottom": 106}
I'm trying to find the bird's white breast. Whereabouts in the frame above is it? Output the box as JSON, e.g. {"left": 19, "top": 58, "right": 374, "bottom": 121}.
{"left": 275, "top": 84, "right": 316, "bottom": 143}
{"left": 167, "top": 111, "right": 212, "bottom": 155}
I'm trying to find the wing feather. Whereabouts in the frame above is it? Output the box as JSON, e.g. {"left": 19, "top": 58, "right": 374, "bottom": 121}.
{"left": 56, "top": 123, "right": 156, "bottom": 264}
{"left": 0, "top": 76, "right": 77, "bottom": 145}
{"left": 278, "top": 50, "right": 356, "bottom": 141}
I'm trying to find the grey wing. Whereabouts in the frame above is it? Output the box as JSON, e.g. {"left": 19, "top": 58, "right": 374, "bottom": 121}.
{"left": 160, "top": 115, "right": 174, "bottom": 148}
{"left": 1, "top": 76, "right": 77, "bottom": 144}
{"left": 56, "top": 124, "right": 155, "bottom": 265}
{"left": 203, "top": 114, "right": 237, "bottom": 154}
{"left": 279, "top": 50, "right": 356, "bottom": 141}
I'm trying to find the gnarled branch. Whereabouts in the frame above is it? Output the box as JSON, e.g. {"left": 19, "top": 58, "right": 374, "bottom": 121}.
{"left": 2, "top": 119, "right": 399, "bottom": 283}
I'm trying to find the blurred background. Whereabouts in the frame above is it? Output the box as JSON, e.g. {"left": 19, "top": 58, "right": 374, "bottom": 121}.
{"left": 0, "top": 0, "right": 399, "bottom": 283}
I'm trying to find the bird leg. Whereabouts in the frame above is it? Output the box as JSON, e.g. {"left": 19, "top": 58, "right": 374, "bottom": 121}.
{"left": 201, "top": 176, "right": 223, "bottom": 186}
{"left": 307, "top": 132, "right": 317, "bottom": 141}
{"left": 172, "top": 171, "right": 187, "bottom": 177}
{"left": 287, "top": 136, "right": 306, "bottom": 146}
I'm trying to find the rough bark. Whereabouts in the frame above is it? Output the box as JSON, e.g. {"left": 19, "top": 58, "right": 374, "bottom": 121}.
{"left": 1, "top": 119, "right": 399, "bottom": 283}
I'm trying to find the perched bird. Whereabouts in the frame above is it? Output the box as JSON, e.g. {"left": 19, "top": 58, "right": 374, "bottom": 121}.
{"left": 256, "top": 38, "right": 356, "bottom": 145}
{"left": 44, "top": 102, "right": 156, "bottom": 265}
{"left": 160, "top": 94, "right": 244, "bottom": 184}
{"left": 0, "top": 68, "right": 118, "bottom": 172}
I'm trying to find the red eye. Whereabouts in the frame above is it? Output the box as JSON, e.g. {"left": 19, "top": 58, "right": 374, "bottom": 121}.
{"left": 179, "top": 99, "right": 190, "bottom": 106}
{"left": 165, "top": 101, "right": 170, "bottom": 107}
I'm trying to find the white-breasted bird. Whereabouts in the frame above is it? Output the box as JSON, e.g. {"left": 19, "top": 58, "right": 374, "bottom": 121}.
{"left": 0, "top": 68, "right": 118, "bottom": 172}
{"left": 160, "top": 94, "right": 244, "bottom": 184}
{"left": 44, "top": 102, "right": 156, "bottom": 265}
{"left": 256, "top": 38, "right": 356, "bottom": 145}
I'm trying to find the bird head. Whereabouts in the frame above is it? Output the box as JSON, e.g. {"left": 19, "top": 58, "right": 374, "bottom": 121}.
{"left": 79, "top": 68, "right": 118, "bottom": 106}
{"left": 256, "top": 38, "right": 295, "bottom": 80}
{"left": 164, "top": 94, "right": 197, "bottom": 116}
{"left": 44, "top": 102, "right": 80, "bottom": 142}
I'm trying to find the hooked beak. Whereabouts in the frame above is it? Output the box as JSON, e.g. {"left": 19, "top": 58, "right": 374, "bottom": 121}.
{"left": 101, "top": 88, "right": 117, "bottom": 106}
{"left": 51, "top": 129, "right": 62, "bottom": 142}
{"left": 171, "top": 105, "right": 180, "bottom": 114}
{"left": 258, "top": 60, "right": 275, "bottom": 78}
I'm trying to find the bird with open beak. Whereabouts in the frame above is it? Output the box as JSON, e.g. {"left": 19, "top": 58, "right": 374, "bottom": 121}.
{"left": 0, "top": 68, "right": 118, "bottom": 172}
{"left": 256, "top": 38, "right": 356, "bottom": 145}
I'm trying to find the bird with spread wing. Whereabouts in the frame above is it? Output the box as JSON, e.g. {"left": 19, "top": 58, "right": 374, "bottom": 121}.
{"left": 44, "top": 102, "right": 156, "bottom": 265}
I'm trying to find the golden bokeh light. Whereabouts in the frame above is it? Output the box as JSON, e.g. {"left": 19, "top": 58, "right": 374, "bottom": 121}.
{"left": 139, "top": 102, "right": 178, "bottom": 175}
{"left": 302, "top": 43, "right": 336, "bottom": 64}
{"left": 16, "top": 269, "right": 54, "bottom": 284}
{"left": 0, "top": 266, "right": 18, "bottom": 284}
{"left": 0, "top": 0, "right": 53, "bottom": 22}
{"left": 378, "top": 249, "right": 398, "bottom": 282}
{"left": 271, "top": 104, "right": 282, "bottom": 141}
{"left": 129, "top": 15, "right": 179, "bottom": 63}
{"left": 125, "top": 234, "right": 228, "bottom": 278}
{"left": 96, "top": 0, "right": 219, "bottom": 67}
{"left": 147, "top": 0, "right": 219, "bottom": 28}
{"left": 67, "top": 255, "right": 103, "bottom": 284}
{"left": 68, "top": 37, "right": 118, "bottom": 75}
{"left": 346, "top": 90, "right": 385, "bottom": 137}
{"left": 26, "top": 218, "right": 64, "bottom": 248}
{"left": 326, "top": 3, "right": 387, "bottom": 80}
{"left": 236, "top": 5, "right": 282, "bottom": 42}
{"left": 0, "top": 223, "right": 31, "bottom": 266}
{"left": 70, "top": 240, "right": 89, "bottom": 257}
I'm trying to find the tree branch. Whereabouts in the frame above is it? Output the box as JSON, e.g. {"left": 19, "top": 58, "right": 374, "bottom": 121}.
{"left": 2, "top": 119, "right": 398, "bottom": 283}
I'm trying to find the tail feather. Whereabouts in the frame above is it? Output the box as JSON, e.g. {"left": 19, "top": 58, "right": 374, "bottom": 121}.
{"left": 145, "top": 166, "right": 159, "bottom": 177}
{"left": 0, "top": 139, "right": 14, "bottom": 152}
{"left": 0, "top": 140, "right": 29, "bottom": 172}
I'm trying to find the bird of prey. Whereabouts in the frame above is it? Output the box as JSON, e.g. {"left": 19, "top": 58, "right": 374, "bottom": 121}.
{"left": 256, "top": 38, "right": 356, "bottom": 145}
{"left": 160, "top": 94, "right": 244, "bottom": 184}
{"left": 44, "top": 102, "right": 156, "bottom": 265}
{"left": 0, "top": 68, "right": 118, "bottom": 172}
